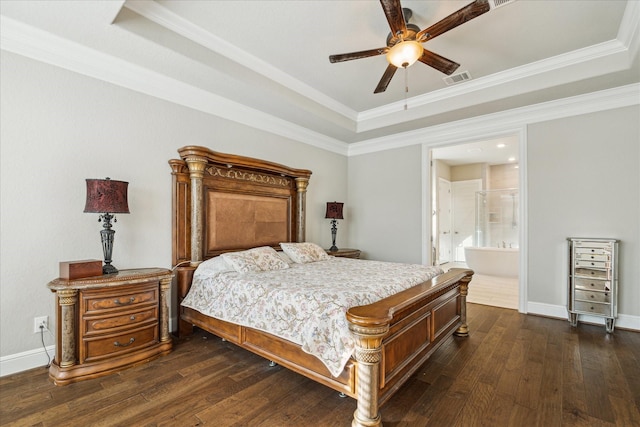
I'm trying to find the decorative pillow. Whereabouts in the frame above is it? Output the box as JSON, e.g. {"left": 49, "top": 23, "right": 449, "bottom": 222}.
{"left": 193, "top": 256, "right": 234, "bottom": 279}
{"left": 222, "top": 246, "right": 289, "bottom": 273}
{"left": 248, "top": 246, "right": 290, "bottom": 271}
{"left": 279, "top": 242, "right": 331, "bottom": 264}
{"left": 221, "top": 251, "right": 262, "bottom": 273}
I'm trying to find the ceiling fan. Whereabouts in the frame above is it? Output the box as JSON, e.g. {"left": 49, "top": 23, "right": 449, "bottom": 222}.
{"left": 329, "top": 0, "right": 491, "bottom": 93}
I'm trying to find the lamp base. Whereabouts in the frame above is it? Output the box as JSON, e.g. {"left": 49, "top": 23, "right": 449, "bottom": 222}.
{"left": 329, "top": 245, "right": 338, "bottom": 252}
{"left": 102, "top": 264, "right": 119, "bottom": 275}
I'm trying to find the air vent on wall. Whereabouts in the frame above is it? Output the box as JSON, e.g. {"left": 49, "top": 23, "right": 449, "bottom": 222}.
{"left": 489, "top": 0, "right": 516, "bottom": 9}
{"left": 443, "top": 70, "right": 472, "bottom": 85}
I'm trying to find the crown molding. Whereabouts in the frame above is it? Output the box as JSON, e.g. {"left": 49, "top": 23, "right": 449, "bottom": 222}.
{"left": 358, "top": 0, "right": 639, "bottom": 130}
{"left": 0, "top": 15, "right": 349, "bottom": 156}
{"left": 357, "top": 38, "right": 633, "bottom": 131}
{"left": 348, "top": 83, "right": 640, "bottom": 157}
{"left": 122, "top": 0, "right": 359, "bottom": 122}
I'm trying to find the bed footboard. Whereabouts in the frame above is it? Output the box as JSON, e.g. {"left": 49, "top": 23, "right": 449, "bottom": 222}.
{"left": 347, "top": 267, "right": 473, "bottom": 427}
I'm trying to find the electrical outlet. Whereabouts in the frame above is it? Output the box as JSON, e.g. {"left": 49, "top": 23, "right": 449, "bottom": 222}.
{"left": 34, "top": 316, "right": 48, "bottom": 333}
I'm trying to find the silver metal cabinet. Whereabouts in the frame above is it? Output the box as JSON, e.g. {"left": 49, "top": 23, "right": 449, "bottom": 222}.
{"left": 567, "top": 238, "right": 619, "bottom": 333}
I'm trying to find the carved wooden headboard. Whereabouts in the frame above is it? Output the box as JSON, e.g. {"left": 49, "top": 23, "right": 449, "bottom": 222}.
{"left": 169, "top": 146, "right": 312, "bottom": 268}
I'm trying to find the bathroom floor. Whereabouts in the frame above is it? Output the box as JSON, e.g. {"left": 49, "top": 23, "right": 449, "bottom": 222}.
{"left": 441, "top": 262, "right": 519, "bottom": 310}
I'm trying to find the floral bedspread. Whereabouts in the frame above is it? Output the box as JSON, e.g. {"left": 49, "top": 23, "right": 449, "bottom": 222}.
{"left": 181, "top": 257, "right": 443, "bottom": 377}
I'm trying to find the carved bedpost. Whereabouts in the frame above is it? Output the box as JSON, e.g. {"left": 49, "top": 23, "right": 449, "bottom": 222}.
{"left": 454, "top": 270, "right": 473, "bottom": 337}
{"left": 346, "top": 311, "right": 390, "bottom": 427}
{"left": 184, "top": 156, "right": 207, "bottom": 266}
{"left": 295, "top": 177, "right": 309, "bottom": 242}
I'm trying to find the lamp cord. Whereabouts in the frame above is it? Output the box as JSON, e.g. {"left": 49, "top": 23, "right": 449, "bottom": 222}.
{"left": 40, "top": 326, "right": 51, "bottom": 369}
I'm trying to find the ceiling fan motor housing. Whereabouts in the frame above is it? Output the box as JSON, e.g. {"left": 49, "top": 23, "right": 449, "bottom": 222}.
{"left": 386, "top": 23, "right": 421, "bottom": 47}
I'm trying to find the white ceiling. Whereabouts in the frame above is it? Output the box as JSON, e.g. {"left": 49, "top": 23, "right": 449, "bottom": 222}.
{"left": 1, "top": 0, "right": 638, "bottom": 161}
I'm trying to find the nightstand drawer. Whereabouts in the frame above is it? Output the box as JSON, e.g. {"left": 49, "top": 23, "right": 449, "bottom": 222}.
{"left": 575, "top": 252, "right": 610, "bottom": 262}
{"left": 574, "top": 278, "right": 611, "bottom": 292}
{"left": 575, "top": 290, "right": 610, "bottom": 303}
{"left": 83, "top": 324, "right": 158, "bottom": 362}
{"left": 83, "top": 285, "right": 158, "bottom": 315}
{"left": 574, "top": 268, "right": 610, "bottom": 279}
{"left": 573, "top": 301, "right": 611, "bottom": 316}
{"left": 84, "top": 307, "right": 158, "bottom": 335}
{"left": 574, "top": 241, "right": 613, "bottom": 251}
{"left": 574, "top": 260, "right": 610, "bottom": 269}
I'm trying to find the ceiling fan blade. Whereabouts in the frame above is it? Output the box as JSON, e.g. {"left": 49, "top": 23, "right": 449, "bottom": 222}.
{"left": 380, "top": 0, "right": 407, "bottom": 37}
{"left": 416, "top": 0, "right": 490, "bottom": 42}
{"left": 329, "top": 48, "right": 387, "bottom": 63}
{"left": 374, "top": 64, "right": 398, "bottom": 93}
{"left": 418, "top": 49, "right": 460, "bottom": 75}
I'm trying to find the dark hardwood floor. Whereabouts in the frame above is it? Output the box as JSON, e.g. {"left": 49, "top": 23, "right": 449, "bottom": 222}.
{"left": 2, "top": 304, "right": 639, "bottom": 426}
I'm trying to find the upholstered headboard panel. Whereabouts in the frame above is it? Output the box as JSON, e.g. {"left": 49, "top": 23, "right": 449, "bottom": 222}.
{"left": 169, "top": 146, "right": 312, "bottom": 267}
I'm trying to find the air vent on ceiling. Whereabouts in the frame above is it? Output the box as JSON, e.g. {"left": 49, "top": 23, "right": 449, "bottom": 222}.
{"left": 443, "top": 70, "right": 472, "bottom": 86}
{"left": 489, "top": 0, "right": 516, "bottom": 9}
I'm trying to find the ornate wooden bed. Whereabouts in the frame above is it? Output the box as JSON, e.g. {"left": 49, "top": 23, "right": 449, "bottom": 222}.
{"left": 170, "top": 146, "right": 473, "bottom": 427}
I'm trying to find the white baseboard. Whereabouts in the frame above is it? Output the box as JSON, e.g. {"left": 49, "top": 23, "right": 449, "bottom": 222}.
{"left": 527, "top": 301, "right": 640, "bottom": 331}
{"left": 0, "top": 345, "right": 55, "bottom": 377}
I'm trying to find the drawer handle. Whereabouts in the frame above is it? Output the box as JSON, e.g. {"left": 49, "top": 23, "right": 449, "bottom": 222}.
{"left": 590, "top": 295, "right": 594, "bottom": 299}
{"left": 114, "top": 337, "right": 135, "bottom": 347}
{"left": 114, "top": 297, "right": 135, "bottom": 306}
{"left": 130, "top": 315, "right": 136, "bottom": 321}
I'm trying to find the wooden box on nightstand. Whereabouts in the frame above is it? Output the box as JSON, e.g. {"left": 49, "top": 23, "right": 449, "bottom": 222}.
{"left": 47, "top": 268, "right": 173, "bottom": 385}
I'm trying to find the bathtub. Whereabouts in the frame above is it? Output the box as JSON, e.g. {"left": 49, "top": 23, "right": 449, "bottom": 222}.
{"left": 464, "top": 247, "right": 519, "bottom": 277}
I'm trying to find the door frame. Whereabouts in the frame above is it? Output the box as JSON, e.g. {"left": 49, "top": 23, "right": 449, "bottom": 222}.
{"left": 422, "top": 127, "right": 528, "bottom": 313}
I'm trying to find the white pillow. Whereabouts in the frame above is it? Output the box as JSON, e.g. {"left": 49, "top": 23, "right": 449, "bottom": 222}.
{"left": 222, "top": 246, "right": 289, "bottom": 273}
{"left": 279, "top": 242, "right": 331, "bottom": 264}
{"left": 193, "top": 256, "right": 234, "bottom": 279}
{"left": 277, "top": 251, "right": 293, "bottom": 265}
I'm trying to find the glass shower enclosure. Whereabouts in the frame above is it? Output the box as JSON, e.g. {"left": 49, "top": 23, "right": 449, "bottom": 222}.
{"left": 475, "top": 189, "right": 519, "bottom": 248}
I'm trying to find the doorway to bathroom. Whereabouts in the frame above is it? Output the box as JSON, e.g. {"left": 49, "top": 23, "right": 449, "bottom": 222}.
{"left": 430, "top": 135, "right": 520, "bottom": 310}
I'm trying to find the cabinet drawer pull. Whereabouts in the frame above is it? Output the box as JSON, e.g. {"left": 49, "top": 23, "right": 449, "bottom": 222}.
{"left": 114, "top": 297, "right": 135, "bottom": 306}
{"left": 130, "top": 315, "right": 136, "bottom": 321}
{"left": 114, "top": 337, "right": 135, "bottom": 347}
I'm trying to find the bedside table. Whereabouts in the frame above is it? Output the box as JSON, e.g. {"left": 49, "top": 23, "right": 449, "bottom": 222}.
{"left": 47, "top": 268, "right": 173, "bottom": 385}
{"left": 326, "top": 248, "right": 361, "bottom": 259}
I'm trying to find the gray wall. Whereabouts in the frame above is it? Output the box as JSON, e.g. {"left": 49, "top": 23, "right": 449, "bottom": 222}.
{"left": 0, "top": 51, "right": 347, "bottom": 358}
{"left": 347, "top": 145, "right": 424, "bottom": 264}
{"left": 527, "top": 106, "right": 639, "bottom": 316}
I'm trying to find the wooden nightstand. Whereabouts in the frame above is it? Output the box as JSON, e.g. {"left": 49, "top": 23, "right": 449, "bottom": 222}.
{"left": 47, "top": 268, "right": 173, "bottom": 385}
{"left": 326, "top": 248, "right": 361, "bottom": 259}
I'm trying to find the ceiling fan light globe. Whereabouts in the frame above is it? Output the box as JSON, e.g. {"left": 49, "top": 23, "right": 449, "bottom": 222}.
{"left": 386, "top": 41, "right": 423, "bottom": 68}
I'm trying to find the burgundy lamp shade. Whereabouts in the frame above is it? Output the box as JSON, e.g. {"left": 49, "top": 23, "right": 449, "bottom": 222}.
{"left": 84, "top": 178, "right": 130, "bottom": 214}
{"left": 325, "top": 202, "right": 344, "bottom": 220}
